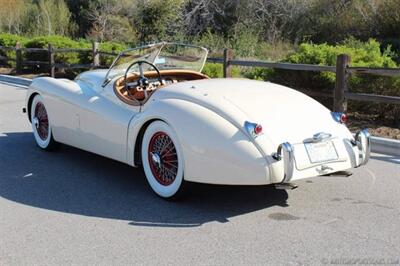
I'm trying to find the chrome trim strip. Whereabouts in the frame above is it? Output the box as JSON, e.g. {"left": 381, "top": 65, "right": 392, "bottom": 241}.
{"left": 355, "top": 128, "right": 371, "bottom": 166}
{"left": 102, "top": 42, "right": 209, "bottom": 86}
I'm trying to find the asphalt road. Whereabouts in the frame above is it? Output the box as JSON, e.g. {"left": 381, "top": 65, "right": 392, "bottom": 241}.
{"left": 0, "top": 83, "right": 399, "bottom": 265}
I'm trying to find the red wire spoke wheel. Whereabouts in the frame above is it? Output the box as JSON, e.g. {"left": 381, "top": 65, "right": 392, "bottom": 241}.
{"left": 142, "top": 121, "right": 185, "bottom": 199}
{"left": 34, "top": 102, "right": 49, "bottom": 141}
{"left": 148, "top": 132, "right": 179, "bottom": 186}
{"left": 30, "top": 94, "right": 58, "bottom": 150}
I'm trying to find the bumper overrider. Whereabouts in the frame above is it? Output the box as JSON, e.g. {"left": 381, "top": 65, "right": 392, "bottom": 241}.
{"left": 273, "top": 129, "right": 371, "bottom": 183}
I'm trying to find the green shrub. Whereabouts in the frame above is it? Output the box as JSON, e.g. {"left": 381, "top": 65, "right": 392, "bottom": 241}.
{"left": 22, "top": 36, "right": 129, "bottom": 70}
{"left": 286, "top": 39, "right": 396, "bottom": 81}
{"left": 202, "top": 63, "right": 223, "bottom": 78}
{"left": 261, "top": 39, "right": 399, "bottom": 126}
{"left": 0, "top": 33, "right": 28, "bottom": 47}
{"left": 24, "top": 35, "right": 89, "bottom": 49}
{"left": 0, "top": 33, "right": 28, "bottom": 67}
{"left": 201, "top": 62, "right": 241, "bottom": 78}
{"left": 24, "top": 35, "right": 91, "bottom": 70}
{"left": 243, "top": 67, "right": 273, "bottom": 81}
{"left": 99, "top": 42, "right": 128, "bottom": 66}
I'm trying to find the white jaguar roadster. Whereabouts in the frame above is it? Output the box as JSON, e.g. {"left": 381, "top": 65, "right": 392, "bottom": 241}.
{"left": 25, "top": 42, "right": 370, "bottom": 198}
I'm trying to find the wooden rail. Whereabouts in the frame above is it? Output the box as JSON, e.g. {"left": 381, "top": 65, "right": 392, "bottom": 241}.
{"left": 229, "top": 59, "right": 336, "bottom": 72}
{"left": 207, "top": 49, "right": 400, "bottom": 111}
{"left": 1, "top": 44, "right": 399, "bottom": 110}
{"left": 0, "top": 42, "right": 115, "bottom": 77}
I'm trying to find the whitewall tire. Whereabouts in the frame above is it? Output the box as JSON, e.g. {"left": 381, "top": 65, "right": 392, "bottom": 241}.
{"left": 141, "top": 121, "right": 185, "bottom": 199}
{"left": 30, "top": 94, "right": 58, "bottom": 150}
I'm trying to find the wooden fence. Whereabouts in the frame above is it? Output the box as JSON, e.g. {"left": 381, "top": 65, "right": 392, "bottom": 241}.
{"left": 1, "top": 43, "right": 400, "bottom": 112}
{"left": 210, "top": 49, "right": 400, "bottom": 112}
{"left": 0, "top": 42, "right": 119, "bottom": 77}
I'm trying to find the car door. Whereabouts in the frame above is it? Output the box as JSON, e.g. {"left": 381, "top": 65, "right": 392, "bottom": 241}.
{"left": 74, "top": 80, "right": 139, "bottom": 163}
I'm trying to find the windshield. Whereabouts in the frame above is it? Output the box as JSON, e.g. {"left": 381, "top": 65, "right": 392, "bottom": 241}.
{"left": 104, "top": 42, "right": 208, "bottom": 83}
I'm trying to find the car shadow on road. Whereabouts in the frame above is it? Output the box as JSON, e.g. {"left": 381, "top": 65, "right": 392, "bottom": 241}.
{"left": 0, "top": 132, "right": 289, "bottom": 227}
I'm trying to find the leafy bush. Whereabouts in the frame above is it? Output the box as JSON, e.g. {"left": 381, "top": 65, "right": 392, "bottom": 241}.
{"left": 3, "top": 35, "right": 129, "bottom": 73}
{"left": 22, "top": 36, "right": 128, "bottom": 70}
{"left": 24, "top": 35, "right": 91, "bottom": 70}
{"left": 286, "top": 39, "right": 396, "bottom": 79}
{"left": 0, "top": 33, "right": 27, "bottom": 47}
{"left": 201, "top": 62, "right": 241, "bottom": 78}
{"left": 99, "top": 42, "right": 128, "bottom": 66}
{"left": 0, "top": 33, "right": 28, "bottom": 66}
{"left": 253, "top": 39, "right": 400, "bottom": 126}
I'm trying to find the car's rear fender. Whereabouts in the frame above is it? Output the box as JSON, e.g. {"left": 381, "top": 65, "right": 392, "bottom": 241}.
{"left": 128, "top": 99, "right": 271, "bottom": 185}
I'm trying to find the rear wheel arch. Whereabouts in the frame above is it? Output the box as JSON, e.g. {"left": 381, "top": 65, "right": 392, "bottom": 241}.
{"left": 134, "top": 118, "right": 164, "bottom": 166}
{"left": 27, "top": 92, "right": 40, "bottom": 123}
{"left": 133, "top": 118, "right": 183, "bottom": 166}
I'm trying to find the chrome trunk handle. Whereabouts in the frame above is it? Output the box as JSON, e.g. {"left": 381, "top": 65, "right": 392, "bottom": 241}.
{"left": 312, "top": 132, "right": 332, "bottom": 142}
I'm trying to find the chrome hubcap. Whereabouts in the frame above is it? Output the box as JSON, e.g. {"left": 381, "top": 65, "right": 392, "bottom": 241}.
{"left": 33, "top": 117, "right": 39, "bottom": 129}
{"left": 150, "top": 152, "right": 161, "bottom": 168}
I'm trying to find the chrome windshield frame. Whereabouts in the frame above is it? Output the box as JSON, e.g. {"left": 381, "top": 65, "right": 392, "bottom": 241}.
{"left": 102, "top": 42, "right": 208, "bottom": 87}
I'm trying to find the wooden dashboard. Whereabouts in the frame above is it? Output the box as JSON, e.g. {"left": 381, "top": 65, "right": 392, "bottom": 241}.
{"left": 114, "top": 70, "right": 209, "bottom": 105}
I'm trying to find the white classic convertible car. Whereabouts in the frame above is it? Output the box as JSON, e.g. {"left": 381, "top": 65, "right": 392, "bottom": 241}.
{"left": 25, "top": 42, "right": 370, "bottom": 199}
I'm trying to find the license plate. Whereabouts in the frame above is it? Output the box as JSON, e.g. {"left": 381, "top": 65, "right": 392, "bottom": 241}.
{"left": 305, "top": 141, "right": 338, "bottom": 163}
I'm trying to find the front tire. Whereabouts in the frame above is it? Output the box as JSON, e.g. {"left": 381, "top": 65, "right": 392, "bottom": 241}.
{"left": 30, "top": 94, "right": 58, "bottom": 151}
{"left": 141, "top": 121, "right": 185, "bottom": 199}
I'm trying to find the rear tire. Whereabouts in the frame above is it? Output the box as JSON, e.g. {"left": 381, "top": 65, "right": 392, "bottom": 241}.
{"left": 30, "top": 94, "right": 58, "bottom": 151}
{"left": 141, "top": 121, "right": 186, "bottom": 199}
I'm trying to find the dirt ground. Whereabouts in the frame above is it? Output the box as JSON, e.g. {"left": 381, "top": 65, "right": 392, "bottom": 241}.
{"left": 348, "top": 113, "right": 400, "bottom": 140}
{"left": 1, "top": 68, "right": 399, "bottom": 140}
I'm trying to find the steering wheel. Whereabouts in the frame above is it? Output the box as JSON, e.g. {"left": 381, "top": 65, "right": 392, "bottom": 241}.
{"left": 124, "top": 60, "right": 163, "bottom": 99}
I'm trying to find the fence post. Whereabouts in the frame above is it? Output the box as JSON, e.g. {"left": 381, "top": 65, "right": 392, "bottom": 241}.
{"left": 48, "top": 43, "right": 55, "bottom": 78}
{"left": 223, "top": 48, "right": 233, "bottom": 78}
{"left": 15, "top": 42, "right": 22, "bottom": 74}
{"left": 334, "top": 54, "right": 350, "bottom": 112}
{"left": 92, "top": 42, "right": 100, "bottom": 68}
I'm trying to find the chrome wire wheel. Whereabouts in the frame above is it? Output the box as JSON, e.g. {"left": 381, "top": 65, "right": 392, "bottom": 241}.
{"left": 30, "top": 94, "right": 57, "bottom": 150}
{"left": 142, "top": 121, "right": 185, "bottom": 199}
{"left": 33, "top": 101, "right": 49, "bottom": 141}
{"left": 148, "top": 132, "right": 179, "bottom": 186}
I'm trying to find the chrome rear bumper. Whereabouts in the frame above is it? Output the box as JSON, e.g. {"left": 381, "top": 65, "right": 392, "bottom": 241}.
{"left": 273, "top": 128, "right": 371, "bottom": 183}
{"left": 273, "top": 142, "right": 295, "bottom": 183}
{"left": 355, "top": 129, "right": 371, "bottom": 166}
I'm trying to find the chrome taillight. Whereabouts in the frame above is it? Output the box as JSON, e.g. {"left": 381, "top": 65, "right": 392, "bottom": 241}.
{"left": 244, "top": 121, "right": 263, "bottom": 138}
{"left": 331, "top": 112, "right": 348, "bottom": 124}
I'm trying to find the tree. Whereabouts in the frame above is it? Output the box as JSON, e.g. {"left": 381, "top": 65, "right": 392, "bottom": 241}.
{"left": 0, "top": 0, "right": 26, "bottom": 35}
{"left": 182, "top": 0, "right": 242, "bottom": 37}
{"left": 135, "top": 0, "right": 186, "bottom": 42}
{"left": 19, "top": 0, "right": 75, "bottom": 36}
{"left": 85, "top": 0, "right": 137, "bottom": 42}
{"left": 65, "top": 0, "right": 91, "bottom": 37}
